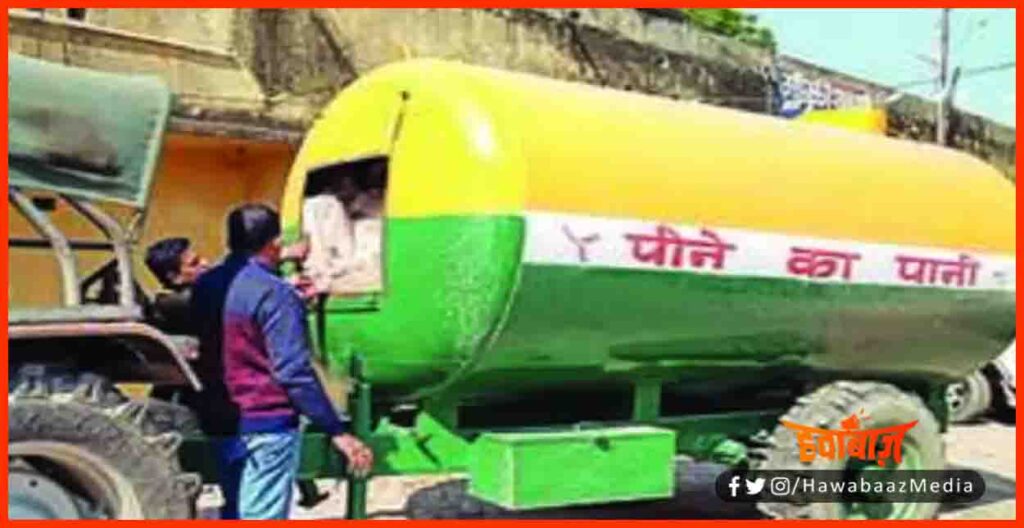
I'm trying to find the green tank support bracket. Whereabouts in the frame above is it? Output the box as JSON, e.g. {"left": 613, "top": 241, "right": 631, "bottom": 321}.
{"left": 632, "top": 379, "right": 662, "bottom": 422}
{"left": 659, "top": 410, "right": 781, "bottom": 466}
{"left": 422, "top": 394, "right": 460, "bottom": 429}
{"left": 346, "top": 355, "right": 372, "bottom": 520}
{"left": 366, "top": 409, "right": 472, "bottom": 476}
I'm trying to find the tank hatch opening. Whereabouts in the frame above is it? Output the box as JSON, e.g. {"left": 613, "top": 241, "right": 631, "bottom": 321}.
{"left": 301, "top": 156, "right": 388, "bottom": 298}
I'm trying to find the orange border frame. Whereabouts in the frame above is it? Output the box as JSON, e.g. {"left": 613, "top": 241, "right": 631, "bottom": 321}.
{"left": 1, "top": 2, "right": 1019, "bottom": 526}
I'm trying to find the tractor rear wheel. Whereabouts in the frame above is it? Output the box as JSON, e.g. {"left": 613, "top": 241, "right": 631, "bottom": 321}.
{"left": 8, "top": 365, "right": 201, "bottom": 519}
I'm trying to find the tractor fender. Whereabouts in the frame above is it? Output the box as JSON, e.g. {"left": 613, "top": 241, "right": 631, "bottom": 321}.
{"left": 8, "top": 321, "right": 202, "bottom": 390}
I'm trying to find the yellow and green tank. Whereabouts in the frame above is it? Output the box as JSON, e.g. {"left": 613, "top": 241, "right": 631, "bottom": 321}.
{"left": 281, "top": 59, "right": 1015, "bottom": 405}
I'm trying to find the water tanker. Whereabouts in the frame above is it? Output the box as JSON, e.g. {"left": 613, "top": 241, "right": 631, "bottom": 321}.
{"left": 275, "top": 60, "right": 1015, "bottom": 519}
{"left": 283, "top": 59, "right": 1013, "bottom": 396}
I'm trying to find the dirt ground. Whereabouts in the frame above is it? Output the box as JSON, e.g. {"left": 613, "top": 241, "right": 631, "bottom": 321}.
{"left": 197, "top": 420, "right": 1016, "bottom": 520}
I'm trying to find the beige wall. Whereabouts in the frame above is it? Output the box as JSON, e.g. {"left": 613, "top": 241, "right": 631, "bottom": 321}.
{"left": 9, "top": 133, "right": 295, "bottom": 308}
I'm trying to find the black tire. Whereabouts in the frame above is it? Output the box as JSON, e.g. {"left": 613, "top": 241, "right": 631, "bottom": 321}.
{"left": 750, "top": 381, "right": 944, "bottom": 520}
{"left": 981, "top": 364, "right": 1016, "bottom": 425}
{"left": 143, "top": 396, "right": 202, "bottom": 436}
{"left": 406, "top": 479, "right": 505, "bottom": 519}
{"left": 8, "top": 365, "right": 201, "bottom": 519}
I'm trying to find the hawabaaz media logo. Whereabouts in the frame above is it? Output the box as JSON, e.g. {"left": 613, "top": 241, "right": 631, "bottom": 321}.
{"left": 716, "top": 412, "right": 986, "bottom": 504}
{"left": 781, "top": 410, "right": 917, "bottom": 466}
{"left": 717, "top": 470, "right": 985, "bottom": 503}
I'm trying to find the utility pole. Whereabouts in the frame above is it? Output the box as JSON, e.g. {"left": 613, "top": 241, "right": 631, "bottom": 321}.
{"left": 936, "top": 8, "right": 951, "bottom": 145}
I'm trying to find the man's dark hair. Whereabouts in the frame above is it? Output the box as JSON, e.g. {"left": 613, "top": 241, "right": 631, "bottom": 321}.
{"left": 145, "top": 237, "right": 190, "bottom": 289}
{"left": 359, "top": 159, "right": 388, "bottom": 191}
{"left": 227, "top": 203, "right": 281, "bottom": 255}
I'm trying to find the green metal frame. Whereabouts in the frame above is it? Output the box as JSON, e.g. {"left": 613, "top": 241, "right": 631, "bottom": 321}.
{"left": 346, "top": 357, "right": 372, "bottom": 519}
{"left": 177, "top": 370, "right": 785, "bottom": 519}
{"left": 178, "top": 366, "right": 950, "bottom": 517}
{"left": 345, "top": 371, "right": 783, "bottom": 517}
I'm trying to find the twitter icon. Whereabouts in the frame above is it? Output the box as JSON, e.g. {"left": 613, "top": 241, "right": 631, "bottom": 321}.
{"left": 745, "top": 477, "right": 766, "bottom": 495}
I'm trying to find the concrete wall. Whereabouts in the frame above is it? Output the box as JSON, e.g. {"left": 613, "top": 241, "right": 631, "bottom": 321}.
{"left": 74, "top": 8, "right": 1015, "bottom": 175}
{"left": 9, "top": 9, "right": 261, "bottom": 112}
{"left": 7, "top": 9, "right": 311, "bottom": 128}
{"left": 26, "top": 8, "right": 774, "bottom": 119}
{"left": 260, "top": 8, "right": 771, "bottom": 111}
{"left": 888, "top": 98, "right": 1016, "bottom": 181}
{"left": 84, "top": 8, "right": 237, "bottom": 51}
{"left": 14, "top": 8, "right": 1013, "bottom": 177}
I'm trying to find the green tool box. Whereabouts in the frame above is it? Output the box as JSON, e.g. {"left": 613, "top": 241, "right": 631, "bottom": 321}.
{"left": 468, "top": 426, "right": 676, "bottom": 510}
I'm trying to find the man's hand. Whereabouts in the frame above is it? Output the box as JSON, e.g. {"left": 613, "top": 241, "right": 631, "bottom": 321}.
{"left": 331, "top": 434, "right": 374, "bottom": 478}
{"left": 287, "top": 274, "right": 320, "bottom": 302}
{"left": 282, "top": 237, "right": 311, "bottom": 262}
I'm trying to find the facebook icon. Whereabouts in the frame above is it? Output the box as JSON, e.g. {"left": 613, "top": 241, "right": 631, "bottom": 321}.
{"left": 728, "top": 475, "right": 743, "bottom": 497}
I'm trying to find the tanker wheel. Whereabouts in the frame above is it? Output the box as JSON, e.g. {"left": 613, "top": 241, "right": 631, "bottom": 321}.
{"left": 982, "top": 363, "right": 1016, "bottom": 425}
{"left": 946, "top": 370, "right": 993, "bottom": 423}
{"left": 8, "top": 365, "right": 201, "bottom": 519}
{"left": 750, "top": 381, "right": 943, "bottom": 520}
